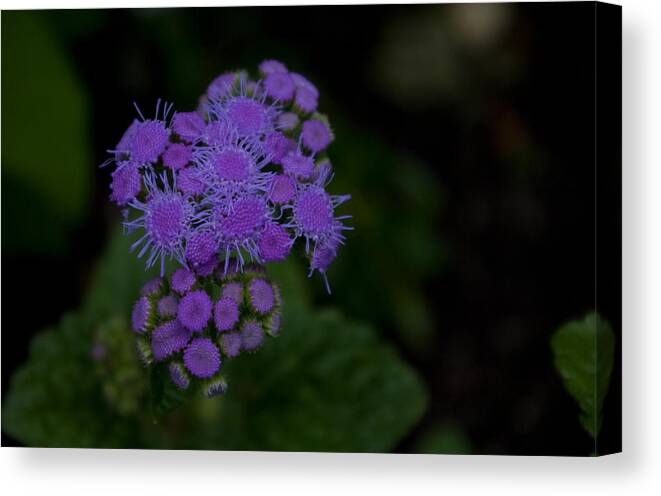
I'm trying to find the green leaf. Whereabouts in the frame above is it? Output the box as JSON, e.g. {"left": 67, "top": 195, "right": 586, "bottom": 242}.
{"left": 550, "top": 312, "right": 615, "bottom": 438}
{"left": 1, "top": 12, "right": 91, "bottom": 254}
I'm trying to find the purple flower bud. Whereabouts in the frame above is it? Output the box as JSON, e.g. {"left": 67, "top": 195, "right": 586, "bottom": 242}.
{"left": 204, "top": 376, "right": 228, "bottom": 397}
{"left": 265, "top": 132, "right": 296, "bottom": 164}
{"left": 110, "top": 162, "right": 141, "bottom": 206}
{"left": 291, "top": 73, "right": 319, "bottom": 98}
{"left": 185, "top": 230, "right": 217, "bottom": 267}
{"left": 177, "top": 167, "right": 205, "bottom": 196}
{"left": 171, "top": 267, "right": 196, "bottom": 294}
{"left": 195, "top": 256, "right": 219, "bottom": 277}
{"left": 264, "top": 72, "right": 295, "bottom": 102}
{"left": 131, "top": 296, "right": 153, "bottom": 333}
{"left": 184, "top": 337, "right": 221, "bottom": 378}
{"left": 218, "top": 196, "right": 269, "bottom": 245}
{"left": 294, "top": 87, "right": 318, "bottom": 114}
{"left": 293, "top": 187, "right": 333, "bottom": 236}
{"left": 311, "top": 243, "right": 337, "bottom": 273}
{"left": 151, "top": 320, "right": 191, "bottom": 361}
{"left": 265, "top": 310, "right": 281, "bottom": 337}
{"left": 258, "top": 222, "right": 292, "bottom": 262}
{"left": 220, "top": 332, "right": 242, "bottom": 358}
{"left": 157, "top": 295, "right": 179, "bottom": 318}
{"left": 162, "top": 143, "right": 192, "bottom": 171}
{"left": 115, "top": 119, "right": 140, "bottom": 158}
{"left": 240, "top": 320, "right": 264, "bottom": 352}
{"left": 204, "top": 121, "right": 235, "bottom": 147}
{"left": 172, "top": 112, "right": 205, "bottom": 143}
{"left": 277, "top": 112, "right": 299, "bottom": 131}
{"left": 207, "top": 71, "right": 244, "bottom": 100}
{"left": 130, "top": 120, "right": 170, "bottom": 164}
{"left": 226, "top": 96, "right": 272, "bottom": 137}
{"left": 214, "top": 296, "right": 239, "bottom": 332}
{"left": 178, "top": 290, "right": 212, "bottom": 332}
{"left": 282, "top": 152, "right": 314, "bottom": 180}
{"left": 211, "top": 146, "right": 254, "bottom": 181}
{"left": 301, "top": 119, "right": 332, "bottom": 153}
{"left": 259, "top": 59, "right": 288, "bottom": 75}
{"left": 220, "top": 281, "right": 243, "bottom": 303}
{"left": 268, "top": 174, "right": 297, "bottom": 204}
{"left": 248, "top": 279, "right": 275, "bottom": 314}
{"left": 141, "top": 277, "right": 164, "bottom": 296}
{"left": 168, "top": 361, "right": 190, "bottom": 390}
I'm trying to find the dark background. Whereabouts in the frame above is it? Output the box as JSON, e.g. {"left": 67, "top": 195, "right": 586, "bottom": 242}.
{"left": 2, "top": 3, "right": 621, "bottom": 455}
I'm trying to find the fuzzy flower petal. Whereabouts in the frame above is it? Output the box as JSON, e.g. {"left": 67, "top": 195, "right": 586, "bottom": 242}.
{"left": 184, "top": 337, "right": 221, "bottom": 378}
{"left": 178, "top": 290, "right": 212, "bottom": 332}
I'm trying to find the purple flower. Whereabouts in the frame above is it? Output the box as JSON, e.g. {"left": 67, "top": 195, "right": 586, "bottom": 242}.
{"left": 184, "top": 337, "right": 221, "bottom": 378}
{"left": 264, "top": 132, "right": 296, "bottom": 165}
{"left": 213, "top": 296, "right": 239, "bottom": 332}
{"left": 282, "top": 152, "right": 314, "bottom": 180}
{"left": 217, "top": 196, "right": 271, "bottom": 270}
{"left": 141, "top": 276, "right": 164, "bottom": 296}
{"left": 291, "top": 73, "right": 319, "bottom": 97}
{"left": 171, "top": 267, "right": 196, "bottom": 294}
{"left": 277, "top": 112, "right": 299, "bottom": 131}
{"left": 110, "top": 162, "right": 142, "bottom": 205}
{"left": 248, "top": 279, "right": 275, "bottom": 314}
{"left": 264, "top": 72, "right": 295, "bottom": 102}
{"left": 151, "top": 320, "right": 191, "bottom": 361}
{"left": 177, "top": 167, "right": 205, "bottom": 196}
{"left": 195, "top": 256, "right": 219, "bottom": 277}
{"left": 168, "top": 361, "right": 190, "bottom": 390}
{"left": 240, "top": 320, "right": 264, "bottom": 352}
{"left": 162, "top": 143, "right": 192, "bottom": 171}
{"left": 115, "top": 119, "right": 140, "bottom": 158}
{"left": 204, "top": 376, "right": 228, "bottom": 397}
{"left": 185, "top": 230, "right": 217, "bottom": 267}
{"left": 224, "top": 96, "right": 274, "bottom": 137}
{"left": 301, "top": 119, "right": 332, "bottom": 153}
{"left": 131, "top": 296, "right": 153, "bottom": 334}
{"left": 172, "top": 112, "right": 205, "bottom": 142}
{"left": 178, "top": 290, "right": 212, "bottom": 332}
{"left": 265, "top": 310, "right": 281, "bottom": 337}
{"left": 210, "top": 146, "right": 255, "bottom": 181}
{"left": 125, "top": 173, "right": 193, "bottom": 275}
{"left": 203, "top": 120, "right": 236, "bottom": 147}
{"left": 220, "top": 332, "right": 242, "bottom": 358}
{"left": 259, "top": 59, "right": 288, "bottom": 75}
{"left": 258, "top": 222, "right": 292, "bottom": 263}
{"left": 268, "top": 174, "right": 297, "bottom": 204}
{"left": 207, "top": 71, "right": 245, "bottom": 100}
{"left": 129, "top": 120, "right": 170, "bottom": 164}
{"left": 157, "top": 295, "right": 179, "bottom": 318}
{"left": 220, "top": 281, "right": 243, "bottom": 303}
{"left": 294, "top": 87, "right": 318, "bottom": 114}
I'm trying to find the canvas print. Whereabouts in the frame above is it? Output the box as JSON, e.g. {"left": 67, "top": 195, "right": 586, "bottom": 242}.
{"left": 1, "top": 2, "right": 622, "bottom": 456}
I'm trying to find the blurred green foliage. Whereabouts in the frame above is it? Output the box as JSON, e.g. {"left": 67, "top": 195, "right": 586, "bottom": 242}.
{"left": 3, "top": 231, "right": 429, "bottom": 451}
{"left": 551, "top": 312, "right": 615, "bottom": 439}
{"left": 414, "top": 422, "right": 472, "bottom": 455}
{"left": 1, "top": 12, "right": 91, "bottom": 255}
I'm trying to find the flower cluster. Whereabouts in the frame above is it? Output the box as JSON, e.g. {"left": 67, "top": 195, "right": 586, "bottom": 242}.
{"left": 103, "top": 60, "right": 351, "bottom": 395}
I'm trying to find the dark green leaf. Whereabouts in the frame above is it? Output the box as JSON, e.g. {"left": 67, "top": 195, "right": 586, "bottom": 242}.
{"left": 551, "top": 312, "right": 615, "bottom": 438}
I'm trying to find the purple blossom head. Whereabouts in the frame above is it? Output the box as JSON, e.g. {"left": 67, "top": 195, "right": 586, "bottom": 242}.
{"left": 162, "top": 143, "right": 192, "bottom": 171}
{"left": 221, "top": 281, "right": 243, "bottom": 303}
{"left": 217, "top": 196, "right": 269, "bottom": 265}
{"left": 184, "top": 337, "right": 221, "bottom": 378}
{"left": 195, "top": 256, "right": 219, "bottom": 277}
{"left": 131, "top": 296, "right": 153, "bottom": 333}
{"left": 225, "top": 96, "right": 273, "bottom": 137}
{"left": 207, "top": 71, "right": 244, "bottom": 100}
{"left": 185, "top": 230, "right": 217, "bottom": 267}
{"left": 277, "top": 112, "right": 299, "bottom": 131}
{"left": 248, "top": 278, "right": 275, "bottom": 314}
{"left": 294, "top": 87, "right": 318, "bottom": 114}
{"left": 264, "top": 72, "right": 295, "bottom": 102}
{"left": 301, "top": 119, "right": 332, "bottom": 153}
{"left": 213, "top": 297, "right": 239, "bottom": 332}
{"left": 291, "top": 73, "right": 319, "bottom": 97}
{"left": 115, "top": 119, "right": 140, "bottom": 158}
{"left": 157, "top": 295, "right": 179, "bottom": 318}
{"left": 282, "top": 152, "right": 314, "bottom": 180}
{"left": 168, "top": 361, "right": 190, "bottom": 390}
{"left": 141, "top": 276, "right": 164, "bottom": 296}
{"left": 220, "top": 332, "right": 242, "bottom": 358}
{"left": 204, "top": 121, "right": 236, "bottom": 147}
{"left": 265, "top": 132, "right": 296, "bottom": 164}
{"left": 151, "top": 320, "right": 191, "bottom": 361}
{"left": 211, "top": 146, "right": 255, "bottom": 181}
{"left": 110, "top": 163, "right": 142, "bottom": 205}
{"left": 204, "top": 376, "right": 228, "bottom": 398}
{"left": 129, "top": 120, "right": 170, "bottom": 164}
{"left": 178, "top": 290, "right": 212, "bottom": 332}
{"left": 177, "top": 167, "right": 205, "bottom": 196}
{"left": 268, "top": 174, "right": 297, "bottom": 204}
{"left": 171, "top": 267, "right": 196, "bottom": 294}
{"left": 172, "top": 111, "right": 205, "bottom": 142}
{"left": 259, "top": 59, "right": 288, "bottom": 75}
{"left": 258, "top": 222, "right": 292, "bottom": 263}
{"left": 311, "top": 242, "right": 337, "bottom": 273}
{"left": 240, "top": 320, "right": 264, "bottom": 352}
